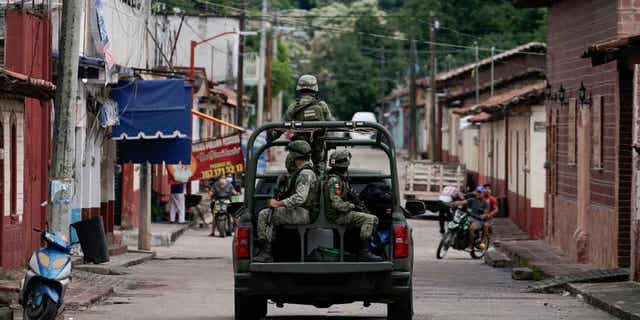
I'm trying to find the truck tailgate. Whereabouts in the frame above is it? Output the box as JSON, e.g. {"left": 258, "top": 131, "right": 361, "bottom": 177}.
{"left": 250, "top": 262, "right": 393, "bottom": 274}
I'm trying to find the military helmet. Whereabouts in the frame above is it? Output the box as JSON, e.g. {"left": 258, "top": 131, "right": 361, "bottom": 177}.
{"left": 329, "top": 150, "right": 352, "bottom": 168}
{"left": 286, "top": 140, "right": 311, "bottom": 160}
{"left": 296, "top": 74, "right": 319, "bottom": 93}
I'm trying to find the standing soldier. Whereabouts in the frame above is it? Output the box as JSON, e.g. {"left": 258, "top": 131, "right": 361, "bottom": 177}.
{"left": 270, "top": 75, "right": 334, "bottom": 173}
{"left": 254, "top": 140, "right": 319, "bottom": 262}
{"left": 325, "top": 150, "right": 383, "bottom": 262}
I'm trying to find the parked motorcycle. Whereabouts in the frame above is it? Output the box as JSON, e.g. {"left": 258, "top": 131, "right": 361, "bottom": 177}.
{"left": 20, "top": 228, "right": 72, "bottom": 320}
{"left": 213, "top": 197, "right": 235, "bottom": 237}
{"left": 436, "top": 200, "right": 491, "bottom": 260}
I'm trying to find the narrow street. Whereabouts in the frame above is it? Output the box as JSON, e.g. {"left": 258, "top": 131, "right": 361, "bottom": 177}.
{"left": 62, "top": 148, "right": 614, "bottom": 319}
{"left": 62, "top": 221, "right": 613, "bottom": 320}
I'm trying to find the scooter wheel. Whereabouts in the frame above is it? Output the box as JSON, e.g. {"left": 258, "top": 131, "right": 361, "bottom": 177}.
{"left": 23, "top": 295, "right": 58, "bottom": 320}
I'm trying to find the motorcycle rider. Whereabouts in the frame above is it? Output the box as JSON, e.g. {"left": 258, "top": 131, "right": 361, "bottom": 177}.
{"left": 481, "top": 184, "right": 498, "bottom": 247}
{"left": 451, "top": 186, "right": 489, "bottom": 250}
{"left": 254, "top": 140, "right": 319, "bottom": 263}
{"left": 269, "top": 75, "right": 334, "bottom": 174}
{"left": 325, "top": 150, "right": 383, "bottom": 262}
{"left": 209, "top": 174, "right": 238, "bottom": 237}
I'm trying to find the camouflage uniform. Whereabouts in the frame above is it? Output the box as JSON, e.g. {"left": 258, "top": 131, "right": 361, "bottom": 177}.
{"left": 256, "top": 166, "right": 317, "bottom": 242}
{"left": 325, "top": 150, "right": 382, "bottom": 261}
{"left": 255, "top": 141, "right": 319, "bottom": 262}
{"left": 271, "top": 75, "right": 334, "bottom": 172}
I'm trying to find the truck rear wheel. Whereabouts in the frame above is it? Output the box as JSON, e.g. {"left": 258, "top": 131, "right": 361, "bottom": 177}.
{"left": 234, "top": 293, "right": 267, "bottom": 320}
{"left": 387, "top": 288, "right": 413, "bottom": 320}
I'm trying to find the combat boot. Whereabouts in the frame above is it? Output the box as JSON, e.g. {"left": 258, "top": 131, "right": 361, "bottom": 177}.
{"left": 254, "top": 240, "right": 274, "bottom": 263}
{"left": 359, "top": 240, "right": 383, "bottom": 262}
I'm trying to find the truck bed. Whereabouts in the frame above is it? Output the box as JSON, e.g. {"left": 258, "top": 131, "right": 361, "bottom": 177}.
{"left": 250, "top": 262, "right": 393, "bottom": 274}
{"left": 404, "top": 161, "right": 465, "bottom": 200}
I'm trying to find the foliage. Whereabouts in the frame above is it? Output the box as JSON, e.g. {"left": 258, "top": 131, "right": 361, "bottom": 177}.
{"left": 271, "top": 40, "right": 294, "bottom": 95}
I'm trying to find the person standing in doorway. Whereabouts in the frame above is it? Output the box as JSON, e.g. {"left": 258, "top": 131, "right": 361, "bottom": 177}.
{"left": 170, "top": 183, "right": 186, "bottom": 224}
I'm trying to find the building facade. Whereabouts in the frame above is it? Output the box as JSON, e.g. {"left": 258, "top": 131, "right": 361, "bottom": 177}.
{"left": 515, "top": 0, "right": 640, "bottom": 269}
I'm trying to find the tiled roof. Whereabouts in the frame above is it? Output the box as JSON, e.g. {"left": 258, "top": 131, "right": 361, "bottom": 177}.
{"left": 452, "top": 80, "right": 545, "bottom": 116}
{"left": 382, "top": 42, "right": 546, "bottom": 101}
{"left": 210, "top": 85, "right": 239, "bottom": 107}
{"left": 583, "top": 34, "right": 640, "bottom": 65}
{"left": 469, "top": 112, "right": 494, "bottom": 123}
{"left": 419, "top": 42, "right": 546, "bottom": 86}
{"left": 0, "top": 66, "right": 56, "bottom": 100}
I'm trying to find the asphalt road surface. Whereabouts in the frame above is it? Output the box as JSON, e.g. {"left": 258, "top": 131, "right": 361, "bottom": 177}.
{"left": 62, "top": 221, "right": 614, "bottom": 320}
{"left": 63, "top": 148, "right": 614, "bottom": 319}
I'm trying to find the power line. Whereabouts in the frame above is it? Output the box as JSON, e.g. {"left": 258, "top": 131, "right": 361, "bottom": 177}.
{"left": 193, "top": 0, "right": 544, "bottom": 56}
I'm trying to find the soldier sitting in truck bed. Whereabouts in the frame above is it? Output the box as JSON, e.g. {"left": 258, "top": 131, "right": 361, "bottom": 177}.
{"left": 325, "top": 150, "right": 383, "bottom": 262}
{"left": 254, "top": 140, "right": 319, "bottom": 263}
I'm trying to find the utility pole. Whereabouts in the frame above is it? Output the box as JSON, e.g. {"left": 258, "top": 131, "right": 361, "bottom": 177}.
{"left": 256, "top": 0, "right": 268, "bottom": 127}
{"left": 138, "top": 163, "right": 151, "bottom": 251}
{"left": 48, "top": 0, "right": 81, "bottom": 236}
{"left": 429, "top": 15, "right": 438, "bottom": 162}
{"left": 490, "top": 46, "right": 495, "bottom": 96}
{"left": 409, "top": 38, "right": 418, "bottom": 160}
{"left": 265, "top": 32, "right": 272, "bottom": 122}
{"left": 236, "top": 0, "right": 247, "bottom": 127}
{"left": 474, "top": 41, "right": 480, "bottom": 105}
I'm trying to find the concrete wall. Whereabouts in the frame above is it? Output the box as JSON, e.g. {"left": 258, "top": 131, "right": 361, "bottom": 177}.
{"left": 530, "top": 105, "right": 546, "bottom": 209}
{"left": 165, "top": 15, "right": 239, "bottom": 82}
{"left": 462, "top": 127, "right": 479, "bottom": 174}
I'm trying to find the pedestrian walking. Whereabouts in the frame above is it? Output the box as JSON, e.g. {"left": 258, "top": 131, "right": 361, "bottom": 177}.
{"left": 170, "top": 183, "right": 186, "bottom": 224}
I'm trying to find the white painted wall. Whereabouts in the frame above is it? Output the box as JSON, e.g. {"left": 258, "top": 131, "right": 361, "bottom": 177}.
{"left": 164, "top": 15, "right": 239, "bottom": 82}
{"left": 52, "top": 0, "right": 157, "bottom": 69}
{"left": 529, "top": 105, "right": 546, "bottom": 208}
{"left": 0, "top": 100, "right": 24, "bottom": 218}
{"left": 462, "top": 127, "right": 479, "bottom": 173}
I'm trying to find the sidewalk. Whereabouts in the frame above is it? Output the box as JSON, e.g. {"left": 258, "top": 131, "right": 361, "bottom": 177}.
{"left": 120, "top": 221, "right": 196, "bottom": 247}
{"left": 491, "top": 217, "right": 635, "bottom": 319}
{"left": 0, "top": 250, "right": 155, "bottom": 315}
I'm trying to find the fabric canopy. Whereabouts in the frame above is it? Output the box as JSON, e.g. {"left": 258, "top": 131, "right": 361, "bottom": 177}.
{"left": 111, "top": 80, "right": 192, "bottom": 164}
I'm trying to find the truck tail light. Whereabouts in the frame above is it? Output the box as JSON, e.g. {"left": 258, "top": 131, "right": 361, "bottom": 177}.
{"left": 394, "top": 225, "right": 409, "bottom": 259}
{"left": 236, "top": 226, "right": 250, "bottom": 259}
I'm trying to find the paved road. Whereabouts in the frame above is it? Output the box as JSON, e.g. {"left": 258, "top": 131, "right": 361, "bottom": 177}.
{"left": 63, "top": 222, "right": 613, "bottom": 320}
{"left": 63, "top": 149, "right": 614, "bottom": 319}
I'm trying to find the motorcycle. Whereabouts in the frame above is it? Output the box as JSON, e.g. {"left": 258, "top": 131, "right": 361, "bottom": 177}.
{"left": 20, "top": 228, "right": 72, "bottom": 320}
{"left": 213, "top": 197, "right": 235, "bottom": 237}
{"left": 436, "top": 199, "right": 491, "bottom": 260}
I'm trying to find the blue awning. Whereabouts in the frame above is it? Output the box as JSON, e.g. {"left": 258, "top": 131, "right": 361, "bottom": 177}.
{"left": 111, "top": 80, "right": 193, "bottom": 164}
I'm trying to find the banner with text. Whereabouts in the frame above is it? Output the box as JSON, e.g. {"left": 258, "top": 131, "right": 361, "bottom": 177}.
{"left": 168, "top": 133, "right": 244, "bottom": 184}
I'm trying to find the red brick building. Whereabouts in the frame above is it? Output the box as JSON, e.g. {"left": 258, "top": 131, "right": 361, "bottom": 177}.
{"left": 514, "top": 0, "right": 640, "bottom": 269}
{"left": 0, "top": 8, "right": 54, "bottom": 268}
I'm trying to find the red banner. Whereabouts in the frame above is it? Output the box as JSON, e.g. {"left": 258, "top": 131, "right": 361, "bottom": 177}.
{"left": 168, "top": 133, "right": 244, "bottom": 184}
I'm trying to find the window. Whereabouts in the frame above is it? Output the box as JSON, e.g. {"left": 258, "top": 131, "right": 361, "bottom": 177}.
{"left": 592, "top": 95, "right": 604, "bottom": 169}
{"left": 0, "top": 9, "right": 5, "bottom": 65}
{"left": 568, "top": 99, "right": 577, "bottom": 164}
{"left": 10, "top": 114, "right": 16, "bottom": 218}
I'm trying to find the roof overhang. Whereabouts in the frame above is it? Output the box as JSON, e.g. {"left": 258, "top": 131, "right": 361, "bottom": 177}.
{"left": 0, "top": 67, "right": 55, "bottom": 100}
{"left": 582, "top": 34, "right": 640, "bottom": 66}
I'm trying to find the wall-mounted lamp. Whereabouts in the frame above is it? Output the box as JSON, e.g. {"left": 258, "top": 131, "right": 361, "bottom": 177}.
{"left": 578, "top": 81, "right": 592, "bottom": 105}
{"left": 558, "top": 84, "right": 566, "bottom": 106}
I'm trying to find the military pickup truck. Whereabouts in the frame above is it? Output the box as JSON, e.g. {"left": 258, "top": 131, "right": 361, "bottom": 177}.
{"left": 232, "top": 121, "right": 423, "bottom": 320}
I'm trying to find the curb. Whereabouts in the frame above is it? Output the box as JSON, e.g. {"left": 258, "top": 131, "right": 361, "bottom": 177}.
{"left": 121, "top": 251, "right": 156, "bottom": 267}
{"left": 566, "top": 283, "right": 640, "bottom": 320}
